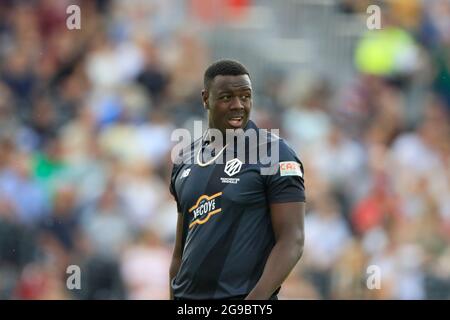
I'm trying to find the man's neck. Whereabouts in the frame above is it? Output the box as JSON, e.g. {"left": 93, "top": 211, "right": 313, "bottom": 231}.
{"left": 205, "top": 120, "right": 253, "bottom": 146}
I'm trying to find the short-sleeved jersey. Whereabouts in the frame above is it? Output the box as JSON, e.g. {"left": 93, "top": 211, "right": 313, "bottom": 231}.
{"left": 169, "top": 120, "right": 305, "bottom": 299}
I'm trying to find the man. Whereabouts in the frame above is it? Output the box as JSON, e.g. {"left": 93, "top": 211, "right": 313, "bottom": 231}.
{"left": 169, "top": 59, "right": 305, "bottom": 300}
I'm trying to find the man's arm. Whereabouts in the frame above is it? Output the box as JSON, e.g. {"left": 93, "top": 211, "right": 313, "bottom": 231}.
{"left": 245, "top": 201, "right": 305, "bottom": 300}
{"left": 169, "top": 212, "right": 184, "bottom": 300}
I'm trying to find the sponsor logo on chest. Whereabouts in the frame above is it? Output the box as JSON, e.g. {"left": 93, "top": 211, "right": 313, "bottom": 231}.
{"left": 189, "top": 192, "right": 223, "bottom": 228}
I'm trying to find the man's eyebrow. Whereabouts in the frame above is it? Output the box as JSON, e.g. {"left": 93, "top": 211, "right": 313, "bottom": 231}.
{"left": 216, "top": 89, "right": 232, "bottom": 95}
{"left": 217, "top": 87, "right": 252, "bottom": 94}
{"left": 230, "top": 84, "right": 252, "bottom": 89}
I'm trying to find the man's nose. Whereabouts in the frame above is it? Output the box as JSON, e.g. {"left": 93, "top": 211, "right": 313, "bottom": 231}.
{"left": 230, "top": 96, "right": 244, "bottom": 110}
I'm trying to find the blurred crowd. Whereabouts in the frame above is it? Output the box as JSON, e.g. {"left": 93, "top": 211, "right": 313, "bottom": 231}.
{"left": 0, "top": 0, "right": 449, "bottom": 299}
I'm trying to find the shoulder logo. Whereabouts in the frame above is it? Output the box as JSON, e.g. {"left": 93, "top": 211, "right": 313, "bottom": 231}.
{"left": 279, "top": 161, "right": 303, "bottom": 177}
{"left": 224, "top": 158, "right": 242, "bottom": 177}
{"left": 180, "top": 168, "right": 191, "bottom": 179}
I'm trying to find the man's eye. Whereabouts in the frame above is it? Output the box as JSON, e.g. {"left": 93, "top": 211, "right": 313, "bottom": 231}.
{"left": 241, "top": 95, "right": 250, "bottom": 100}
{"left": 221, "top": 96, "right": 231, "bottom": 101}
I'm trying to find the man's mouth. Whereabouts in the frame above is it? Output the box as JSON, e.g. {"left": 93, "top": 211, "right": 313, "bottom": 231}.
{"left": 227, "top": 116, "right": 244, "bottom": 128}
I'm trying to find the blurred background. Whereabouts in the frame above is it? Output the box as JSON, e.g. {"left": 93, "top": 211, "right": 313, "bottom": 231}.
{"left": 0, "top": 0, "right": 449, "bottom": 299}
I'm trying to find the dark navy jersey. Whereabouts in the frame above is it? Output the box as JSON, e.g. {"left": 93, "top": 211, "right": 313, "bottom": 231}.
{"left": 169, "top": 120, "right": 305, "bottom": 299}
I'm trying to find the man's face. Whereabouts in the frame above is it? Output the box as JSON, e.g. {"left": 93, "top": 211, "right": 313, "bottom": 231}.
{"left": 202, "top": 74, "right": 252, "bottom": 134}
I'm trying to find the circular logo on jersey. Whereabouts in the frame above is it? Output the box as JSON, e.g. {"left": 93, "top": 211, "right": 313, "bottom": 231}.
{"left": 224, "top": 158, "right": 242, "bottom": 177}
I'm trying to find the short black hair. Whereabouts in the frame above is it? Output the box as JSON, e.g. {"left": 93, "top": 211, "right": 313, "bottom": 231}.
{"left": 204, "top": 59, "right": 250, "bottom": 89}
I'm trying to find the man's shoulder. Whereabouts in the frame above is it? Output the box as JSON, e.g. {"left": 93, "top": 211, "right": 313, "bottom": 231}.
{"left": 256, "top": 128, "right": 300, "bottom": 163}
{"left": 172, "top": 136, "right": 201, "bottom": 167}
{"left": 278, "top": 137, "right": 300, "bottom": 161}
{"left": 170, "top": 136, "right": 201, "bottom": 182}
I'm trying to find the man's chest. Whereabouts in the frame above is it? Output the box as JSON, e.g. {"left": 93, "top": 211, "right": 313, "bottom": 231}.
{"left": 173, "top": 160, "right": 266, "bottom": 217}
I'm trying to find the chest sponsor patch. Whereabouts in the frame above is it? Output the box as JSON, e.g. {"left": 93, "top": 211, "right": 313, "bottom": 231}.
{"left": 188, "top": 192, "right": 223, "bottom": 229}
{"left": 279, "top": 161, "right": 303, "bottom": 177}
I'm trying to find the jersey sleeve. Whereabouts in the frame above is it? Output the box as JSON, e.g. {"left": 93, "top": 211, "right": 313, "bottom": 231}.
{"left": 169, "top": 163, "right": 182, "bottom": 213}
{"left": 264, "top": 140, "right": 306, "bottom": 204}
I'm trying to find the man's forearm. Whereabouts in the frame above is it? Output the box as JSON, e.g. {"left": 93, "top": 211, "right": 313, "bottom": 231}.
{"left": 246, "top": 239, "right": 303, "bottom": 300}
{"left": 169, "top": 257, "right": 181, "bottom": 300}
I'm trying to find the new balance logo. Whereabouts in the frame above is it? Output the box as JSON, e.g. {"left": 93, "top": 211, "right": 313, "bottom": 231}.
{"left": 224, "top": 159, "right": 242, "bottom": 177}
{"left": 180, "top": 168, "right": 191, "bottom": 179}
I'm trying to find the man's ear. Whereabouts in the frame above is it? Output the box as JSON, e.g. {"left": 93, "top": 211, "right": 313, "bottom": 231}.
{"left": 201, "top": 89, "right": 209, "bottom": 110}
